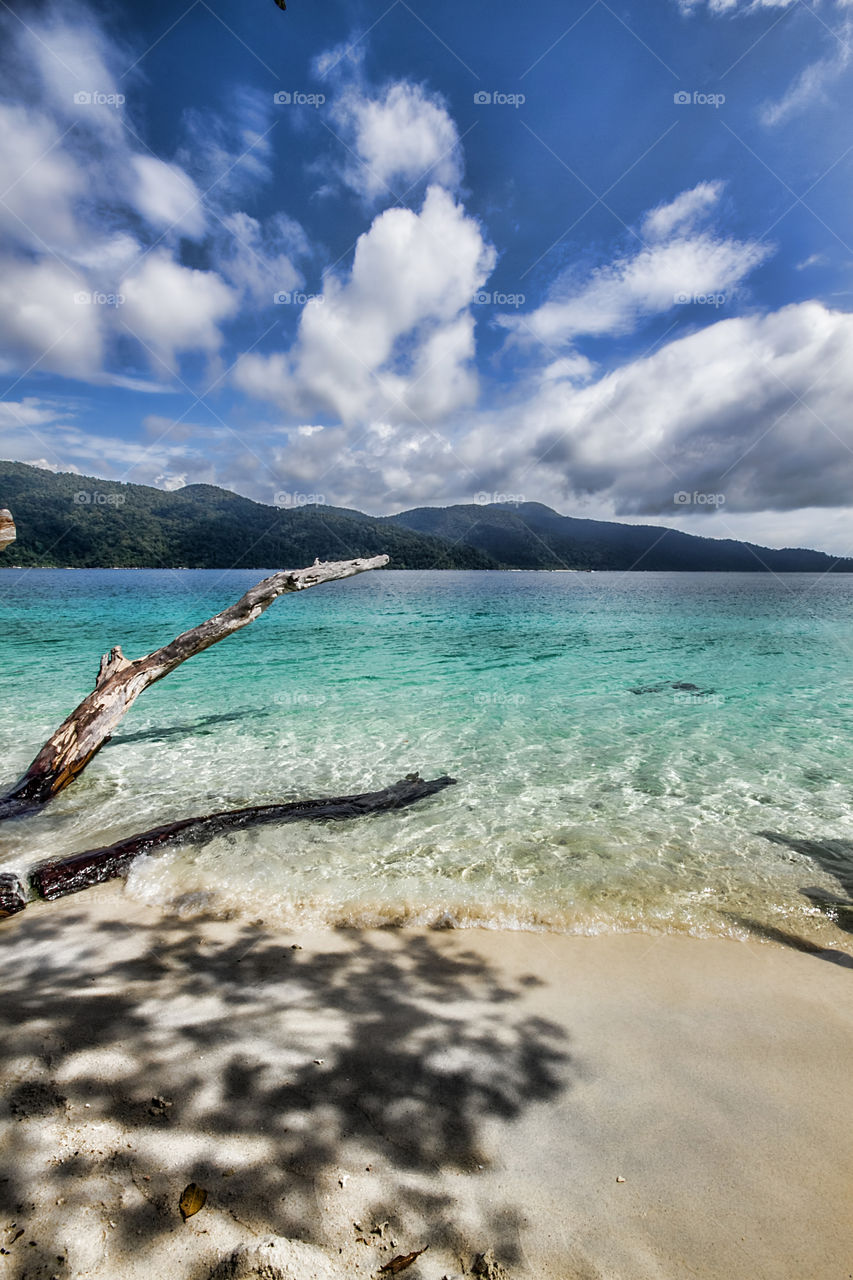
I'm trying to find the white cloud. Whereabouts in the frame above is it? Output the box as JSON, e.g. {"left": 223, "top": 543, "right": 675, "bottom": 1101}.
{"left": 642, "top": 181, "right": 724, "bottom": 240}
{"left": 0, "top": 398, "right": 68, "bottom": 430}
{"left": 760, "top": 26, "right": 851, "bottom": 125}
{"left": 121, "top": 252, "right": 238, "bottom": 369}
{"left": 234, "top": 185, "right": 495, "bottom": 424}
{"left": 0, "top": 256, "right": 105, "bottom": 376}
{"left": 795, "top": 253, "right": 828, "bottom": 271}
{"left": 542, "top": 354, "right": 597, "bottom": 383}
{"left": 0, "top": 1, "right": 255, "bottom": 382}
{"left": 24, "top": 6, "right": 127, "bottom": 141}
{"left": 678, "top": 0, "right": 800, "bottom": 12}
{"left": 488, "top": 301, "right": 853, "bottom": 518}
{"left": 0, "top": 105, "right": 85, "bottom": 251}
{"left": 130, "top": 155, "right": 206, "bottom": 239}
{"left": 154, "top": 472, "right": 187, "bottom": 491}
{"left": 217, "top": 211, "right": 308, "bottom": 306}
{"left": 331, "top": 82, "right": 463, "bottom": 200}
{"left": 500, "top": 183, "right": 770, "bottom": 346}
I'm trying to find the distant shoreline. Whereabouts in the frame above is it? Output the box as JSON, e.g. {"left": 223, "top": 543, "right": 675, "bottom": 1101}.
{"left": 3, "top": 564, "right": 853, "bottom": 573}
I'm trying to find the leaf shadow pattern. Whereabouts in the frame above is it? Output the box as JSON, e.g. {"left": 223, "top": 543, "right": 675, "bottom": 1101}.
{"left": 0, "top": 902, "right": 571, "bottom": 1279}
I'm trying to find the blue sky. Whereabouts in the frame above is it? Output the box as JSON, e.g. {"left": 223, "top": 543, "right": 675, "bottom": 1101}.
{"left": 1, "top": 0, "right": 852, "bottom": 551}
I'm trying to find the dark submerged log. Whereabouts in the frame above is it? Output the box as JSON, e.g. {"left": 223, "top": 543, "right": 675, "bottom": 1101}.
{"left": 30, "top": 774, "right": 456, "bottom": 901}
{"left": 0, "top": 556, "right": 388, "bottom": 818}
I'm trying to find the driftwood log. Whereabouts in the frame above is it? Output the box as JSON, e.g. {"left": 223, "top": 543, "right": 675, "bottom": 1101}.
{"left": 0, "top": 509, "right": 15, "bottom": 553}
{"left": 0, "top": 556, "right": 389, "bottom": 817}
{"left": 26, "top": 773, "right": 456, "bottom": 903}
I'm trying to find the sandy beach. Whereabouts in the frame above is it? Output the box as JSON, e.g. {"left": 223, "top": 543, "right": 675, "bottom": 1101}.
{"left": 1, "top": 886, "right": 852, "bottom": 1280}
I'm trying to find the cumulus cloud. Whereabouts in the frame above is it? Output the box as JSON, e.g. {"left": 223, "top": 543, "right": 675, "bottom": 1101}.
{"left": 484, "top": 301, "right": 853, "bottom": 518}
{"left": 0, "top": 1, "right": 267, "bottom": 383}
{"left": 500, "top": 183, "right": 769, "bottom": 346}
{"left": 0, "top": 256, "right": 105, "bottom": 377}
{"left": 0, "top": 105, "right": 85, "bottom": 251}
{"left": 121, "top": 252, "right": 239, "bottom": 370}
{"left": 330, "top": 82, "right": 463, "bottom": 201}
{"left": 240, "top": 301, "right": 853, "bottom": 526}
{"left": 234, "top": 185, "right": 495, "bottom": 424}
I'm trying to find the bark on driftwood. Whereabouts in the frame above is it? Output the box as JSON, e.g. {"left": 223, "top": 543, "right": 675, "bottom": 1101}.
{"left": 0, "top": 556, "right": 388, "bottom": 817}
{"left": 30, "top": 774, "right": 456, "bottom": 902}
{"left": 0, "top": 509, "right": 15, "bottom": 553}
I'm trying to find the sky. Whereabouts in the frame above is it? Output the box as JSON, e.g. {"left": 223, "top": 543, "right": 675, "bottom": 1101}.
{"left": 1, "top": 0, "right": 852, "bottom": 553}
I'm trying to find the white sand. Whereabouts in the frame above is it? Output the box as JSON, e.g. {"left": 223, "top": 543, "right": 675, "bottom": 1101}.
{"left": 2, "top": 883, "right": 853, "bottom": 1280}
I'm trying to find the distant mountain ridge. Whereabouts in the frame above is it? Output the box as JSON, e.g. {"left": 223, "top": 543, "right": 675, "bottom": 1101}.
{"left": 0, "top": 461, "right": 849, "bottom": 572}
{"left": 392, "top": 502, "right": 852, "bottom": 573}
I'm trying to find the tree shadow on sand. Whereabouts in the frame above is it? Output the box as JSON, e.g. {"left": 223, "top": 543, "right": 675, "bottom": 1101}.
{"left": 0, "top": 904, "right": 571, "bottom": 1279}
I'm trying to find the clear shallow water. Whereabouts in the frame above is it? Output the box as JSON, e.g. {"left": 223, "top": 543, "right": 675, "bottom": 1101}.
{"left": 2, "top": 568, "right": 853, "bottom": 945}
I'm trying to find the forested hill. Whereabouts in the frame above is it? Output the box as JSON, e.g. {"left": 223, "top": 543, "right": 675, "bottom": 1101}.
{"left": 1, "top": 462, "right": 850, "bottom": 572}
{"left": 391, "top": 501, "right": 853, "bottom": 573}
{"left": 0, "top": 462, "right": 495, "bottom": 570}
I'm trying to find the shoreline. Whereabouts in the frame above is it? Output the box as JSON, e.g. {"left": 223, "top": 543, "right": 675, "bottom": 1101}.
{"left": 2, "top": 882, "right": 852, "bottom": 1279}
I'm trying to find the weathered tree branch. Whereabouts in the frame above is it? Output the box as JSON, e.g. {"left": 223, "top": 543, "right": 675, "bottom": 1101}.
{"left": 27, "top": 773, "right": 456, "bottom": 903}
{"left": 0, "top": 556, "right": 388, "bottom": 816}
{"left": 0, "top": 509, "right": 15, "bottom": 553}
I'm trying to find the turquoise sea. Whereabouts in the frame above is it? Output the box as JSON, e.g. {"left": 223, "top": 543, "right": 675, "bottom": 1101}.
{"left": 2, "top": 568, "right": 853, "bottom": 946}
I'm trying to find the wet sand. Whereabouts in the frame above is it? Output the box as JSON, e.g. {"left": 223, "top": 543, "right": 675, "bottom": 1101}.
{"left": 1, "top": 882, "right": 852, "bottom": 1280}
